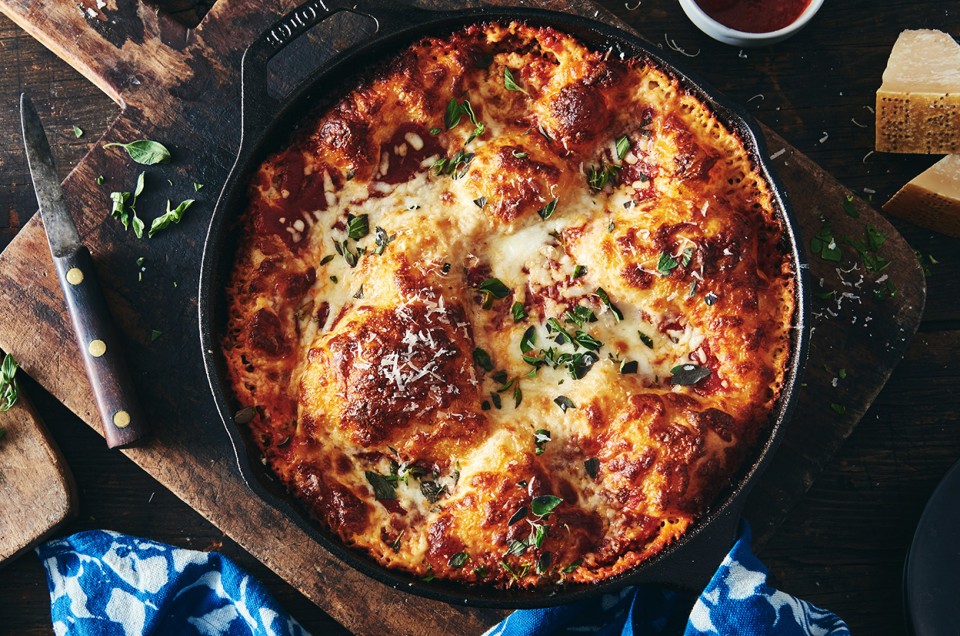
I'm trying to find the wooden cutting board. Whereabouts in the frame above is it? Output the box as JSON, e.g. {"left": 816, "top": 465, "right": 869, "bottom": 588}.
{"left": 0, "top": 0, "right": 925, "bottom": 633}
{"left": 0, "top": 389, "right": 77, "bottom": 566}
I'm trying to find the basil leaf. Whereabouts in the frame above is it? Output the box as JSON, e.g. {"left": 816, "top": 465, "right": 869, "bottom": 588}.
{"left": 584, "top": 457, "right": 600, "bottom": 479}
{"left": 508, "top": 506, "right": 528, "bottom": 525}
{"left": 615, "top": 135, "right": 630, "bottom": 160}
{"left": 520, "top": 326, "right": 537, "bottom": 353}
{"left": 104, "top": 139, "right": 171, "bottom": 165}
{"left": 72, "top": 125, "right": 84, "bottom": 138}
{"left": 473, "top": 347, "right": 494, "bottom": 372}
{"left": 133, "top": 171, "right": 146, "bottom": 199}
{"left": 511, "top": 301, "right": 527, "bottom": 322}
{"left": 449, "top": 552, "right": 469, "bottom": 568}
{"left": 810, "top": 225, "right": 842, "bottom": 262}
{"left": 531, "top": 495, "right": 562, "bottom": 518}
{"left": 0, "top": 353, "right": 20, "bottom": 412}
{"left": 657, "top": 252, "right": 679, "bottom": 275}
{"left": 595, "top": 287, "right": 623, "bottom": 321}
{"left": 573, "top": 331, "right": 603, "bottom": 351}
{"left": 569, "top": 351, "right": 599, "bottom": 380}
{"left": 638, "top": 331, "right": 654, "bottom": 348}
{"left": 562, "top": 558, "right": 583, "bottom": 573}
{"left": 110, "top": 191, "right": 131, "bottom": 229}
{"left": 670, "top": 364, "right": 711, "bottom": 386}
{"left": 148, "top": 199, "right": 194, "bottom": 238}
{"left": 473, "top": 196, "right": 487, "bottom": 209}
{"left": 512, "top": 150, "right": 528, "bottom": 159}
{"left": 842, "top": 194, "right": 859, "bottom": 218}
{"left": 536, "top": 552, "right": 552, "bottom": 574}
{"left": 680, "top": 247, "right": 694, "bottom": 267}
{"left": 150, "top": 329, "right": 162, "bottom": 342}
{"left": 704, "top": 292, "right": 718, "bottom": 306}
{"left": 506, "top": 540, "right": 529, "bottom": 557}
{"left": 620, "top": 360, "right": 638, "bottom": 374}
{"left": 193, "top": 182, "right": 204, "bottom": 191}
{"left": 513, "top": 383, "right": 522, "bottom": 408}
{"left": 537, "top": 197, "right": 558, "bottom": 220}
{"left": 534, "top": 428, "right": 550, "bottom": 455}
{"left": 429, "top": 126, "right": 442, "bottom": 135}
{"left": 554, "top": 396, "right": 575, "bottom": 412}
{"left": 131, "top": 211, "right": 145, "bottom": 239}
{"left": 365, "top": 471, "right": 397, "bottom": 500}
{"left": 572, "top": 265, "right": 587, "bottom": 279}
{"left": 531, "top": 523, "right": 548, "bottom": 549}
{"left": 420, "top": 480, "right": 446, "bottom": 503}
{"left": 503, "top": 67, "right": 528, "bottom": 94}
{"left": 444, "top": 97, "right": 462, "bottom": 130}
{"left": 320, "top": 254, "right": 335, "bottom": 266}
{"left": 478, "top": 278, "right": 510, "bottom": 299}
{"left": 347, "top": 214, "right": 369, "bottom": 240}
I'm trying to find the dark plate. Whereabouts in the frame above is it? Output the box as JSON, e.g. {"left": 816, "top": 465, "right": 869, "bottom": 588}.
{"left": 198, "top": 0, "right": 810, "bottom": 608}
{"left": 904, "top": 458, "right": 960, "bottom": 635}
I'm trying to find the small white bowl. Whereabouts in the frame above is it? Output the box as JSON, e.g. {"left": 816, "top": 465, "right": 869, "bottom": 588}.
{"left": 678, "top": 0, "right": 825, "bottom": 47}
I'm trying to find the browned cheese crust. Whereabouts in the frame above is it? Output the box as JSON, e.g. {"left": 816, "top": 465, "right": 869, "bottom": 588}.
{"left": 222, "top": 22, "right": 795, "bottom": 589}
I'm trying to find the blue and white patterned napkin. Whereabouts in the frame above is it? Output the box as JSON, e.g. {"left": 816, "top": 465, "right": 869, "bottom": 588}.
{"left": 37, "top": 524, "right": 848, "bottom": 635}
{"left": 37, "top": 530, "right": 306, "bottom": 636}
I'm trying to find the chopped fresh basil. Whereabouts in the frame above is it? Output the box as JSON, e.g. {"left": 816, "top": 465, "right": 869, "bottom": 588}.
{"left": 681, "top": 247, "right": 694, "bottom": 267}
{"left": 444, "top": 97, "right": 462, "bottom": 130}
{"left": 346, "top": 214, "right": 369, "bottom": 240}
{"left": 193, "top": 182, "right": 204, "bottom": 191}
{"left": 148, "top": 199, "right": 194, "bottom": 238}
{"left": 429, "top": 126, "right": 442, "bottom": 135}
{"left": 513, "top": 383, "right": 522, "bottom": 408}
{"left": 615, "top": 135, "right": 630, "bottom": 160}
{"left": 531, "top": 522, "right": 548, "bottom": 549}
{"left": 620, "top": 360, "right": 638, "bottom": 374}
{"left": 562, "top": 558, "right": 583, "bottom": 573}
{"left": 572, "top": 264, "right": 587, "bottom": 279}
{"left": 842, "top": 194, "right": 859, "bottom": 218}
{"left": 503, "top": 67, "right": 528, "bottom": 94}
{"left": 569, "top": 351, "right": 599, "bottom": 380}
{"left": 512, "top": 150, "right": 528, "bottom": 159}
{"left": 374, "top": 226, "right": 395, "bottom": 255}
{"left": 657, "top": 252, "right": 679, "bottom": 275}
{"left": 520, "top": 326, "right": 537, "bottom": 354}
{"left": 0, "top": 353, "right": 20, "bottom": 413}
{"left": 103, "top": 139, "right": 171, "bottom": 165}
{"left": 595, "top": 287, "right": 623, "bottom": 321}
{"left": 536, "top": 552, "right": 552, "bottom": 574}
{"left": 638, "top": 331, "right": 654, "bottom": 348}
{"left": 441, "top": 262, "right": 451, "bottom": 275}
{"left": 587, "top": 164, "right": 620, "bottom": 191}
{"left": 150, "top": 329, "right": 162, "bottom": 342}
{"left": 449, "top": 552, "right": 469, "bottom": 568}
{"left": 830, "top": 403, "right": 847, "bottom": 415}
{"left": 511, "top": 301, "right": 527, "bottom": 322}
{"left": 670, "top": 364, "right": 711, "bottom": 386}
{"left": 534, "top": 428, "right": 550, "bottom": 455}
{"left": 839, "top": 368, "right": 848, "bottom": 379}
{"left": 537, "top": 123, "right": 553, "bottom": 142}
{"left": 490, "top": 391, "right": 502, "bottom": 409}
{"left": 584, "top": 457, "right": 600, "bottom": 479}
{"left": 420, "top": 480, "right": 447, "bottom": 504}
{"left": 473, "top": 347, "right": 494, "bottom": 372}
{"left": 96, "top": 175, "right": 105, "bottom": 185}
{"left": 320, "top": 254, "right": 335, "bottom": 266}
{"left": 422, "top": 567, "right": 436, "bottom": 582}
{"left": 531, "top": 495, "right": 562, "bottom": 518}
{"left": 72, "top": 125, "right": 84, "bottom": 138}
{"left": 563, "top": 305, "right": 596, "bottom": 329}
{"left": 365, "top": 471, "right": 397, "bottom": 500}
{"left": 478, "top": 277, "right": 510, "bottom": 299}
{"left": 573, "top": 331, "right": 602, "bottom": 351}
{"left": 704, "top": 292, "right": 718, "bottom": 306}
{"left": 554, "top": 396, "right": 575, "bottom": 413}
{"left": 538, "top": 197, "right": 558, "bottom": 220}
{"left": 508, "top": 506, "right": 528, "bottom": 525}
{"left": 810, "top": 225, "right": 842, "bottom": 262}
{"left": 506, "top": 540, "right": 529, "bottom": 557}
{"left": 473, "top": 196, "right": 488, "bottom": 209}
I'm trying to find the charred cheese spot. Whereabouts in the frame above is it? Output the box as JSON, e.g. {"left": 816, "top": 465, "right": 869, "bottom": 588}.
{"left": 222, "top": 22, "right": 795, "bottom": 590}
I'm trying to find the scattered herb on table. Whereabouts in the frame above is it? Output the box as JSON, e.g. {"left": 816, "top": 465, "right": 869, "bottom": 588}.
{"left": 0, "top": 353, "right": 19, "bottom": 413}
{"left": 103, "top": 139, "right": 171, "bottom": 165}
{"left": 148, "top": 199, "right": 194, "bottom": 238}
{"left": 72, "top": 125, "right": 84, "bottom": 138}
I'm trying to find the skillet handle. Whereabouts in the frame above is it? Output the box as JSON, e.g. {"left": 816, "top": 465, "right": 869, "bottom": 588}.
{"left": 241, "top": 0, "right": 438, "bottom": 138}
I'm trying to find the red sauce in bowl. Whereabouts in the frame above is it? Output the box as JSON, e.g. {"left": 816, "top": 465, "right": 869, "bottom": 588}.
{"left": 695, "top": 0, "right": 812, "bottom": 33}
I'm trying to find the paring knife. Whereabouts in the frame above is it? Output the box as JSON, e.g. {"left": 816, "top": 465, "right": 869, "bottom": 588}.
{"left": 20, "top": 94, "right": 149, "bottom": 449}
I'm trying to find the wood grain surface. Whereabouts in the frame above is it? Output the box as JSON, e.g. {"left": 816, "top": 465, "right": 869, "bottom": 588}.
{"left": 0, "top": 390, "right": 77, "bottom": 565}
{"left": 0, "top": 1, "right": 956, "bottom": 634}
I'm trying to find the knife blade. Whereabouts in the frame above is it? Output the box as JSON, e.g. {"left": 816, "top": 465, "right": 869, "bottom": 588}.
{"left": 20, "top": 94, "right": 149, "bottom": 449}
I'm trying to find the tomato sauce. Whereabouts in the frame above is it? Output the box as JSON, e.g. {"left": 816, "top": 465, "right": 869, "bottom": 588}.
{"left": 695, "top": 0, "right": 812, "bottom": 33}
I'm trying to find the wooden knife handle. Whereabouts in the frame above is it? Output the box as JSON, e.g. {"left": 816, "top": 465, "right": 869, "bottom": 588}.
{"left": 52, "top": 246, "right": 149, "bottom": 448}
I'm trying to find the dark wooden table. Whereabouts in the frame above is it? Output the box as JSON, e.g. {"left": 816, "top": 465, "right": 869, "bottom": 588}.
{"left": 1, "top": 1, "right": 958, "bottom": 633}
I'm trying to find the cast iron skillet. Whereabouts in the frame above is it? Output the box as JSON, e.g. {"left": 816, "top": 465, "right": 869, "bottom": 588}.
{"left": 198, "top": 0, "right": 810, "bottom": 609}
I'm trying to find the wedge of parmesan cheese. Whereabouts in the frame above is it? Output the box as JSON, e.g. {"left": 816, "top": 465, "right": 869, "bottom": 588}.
{"left": 876, "top": 30, "right": 960, "bottom": 154}
{"left": 883, "top": 154, "right": 960, "bottom": 237}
